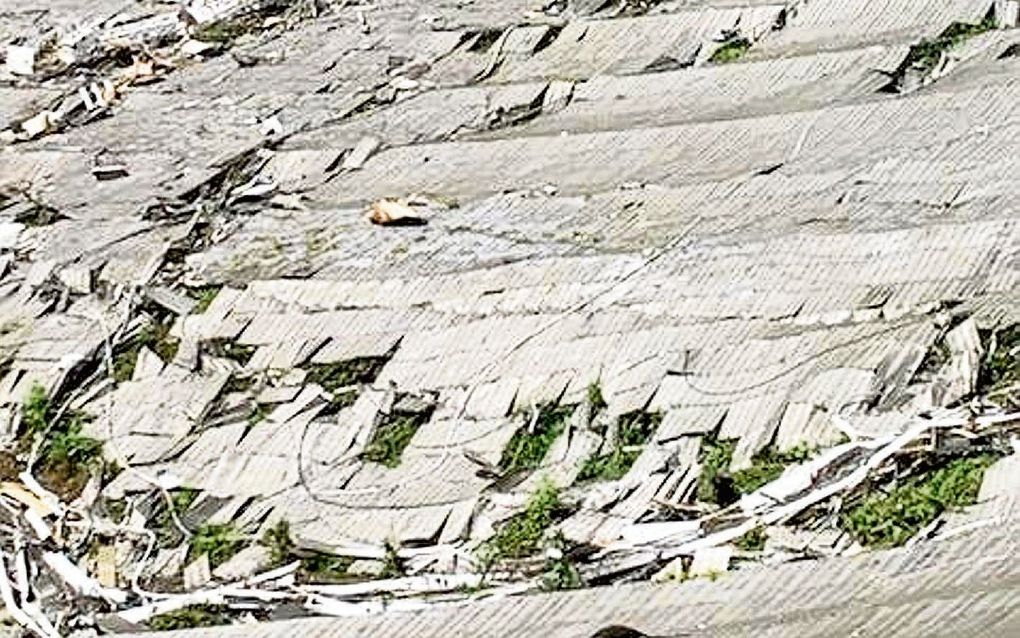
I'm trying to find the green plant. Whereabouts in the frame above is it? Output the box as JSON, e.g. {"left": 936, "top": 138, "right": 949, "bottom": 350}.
{"left": 191, "top": 286, "right": 222, "bottom": 314}
{"left": 734, "top": 526, "right": 767, "bottom": 552}
{"left": 361, "top": 414, "right": 423, "bottom": 468}
{"left": 22, "top": 383, "right": 49, "bottom": 434}
{"left": 540, "top": 534, "right": 585, "bottom": 591}
{"left": 840, "top": 455, "right": 998, "bottom": 548}
{"left": 479, "top": 479, "right": 565, "bottom": 566}
{"left": 156, "top": 488, "right": 200, "bottom": 547}
{"left": 172, "top": 488, "right": 199, "bottom": 513}
{"left": 710, "top": 36, "right": 751, "bottom": 64}
{"left": 904, "top": 16, "right": 996, "bottom": 74}
{"left": 20, "top": 385, "right": 104, "bottom": 500}
{"left": 731, "top": 444, "right": 815, "bottom": 495}
{"left": 587, "top": 381, "right": 607, "bottom": 411}
{"left": 112, "top": 322, "right": 180, "bottom": 382}
{"left": 696, "top": 438, "right": 736, "bottom": 504}
{"left": 499, "top": 403, "right": 574, "bottom": 473}
{"left": 577, "top": 411, "right": 660, "bottom": 482}
{"left": 979, "top": 324, "right": 1020, "bottom": 397}
{"left": 45, "top": 415, "right": 102, "bottom": 467}
{"left": 380, "top": 541, "right": 405, "bottom": 578}
{"left": 190, "top": 523, "right": 245, "bottom": 568}
{"left": 260, "top": 520, "right": 294, "bottom": 567}
{"left": 300, "top": 553, "right": 354, "bottom": 582}
{"left": 247, "top": 403, "right": 270, "bottom": 427}
{"left": 223, "top": 374, "right": 254, "bottom": 394}
{"left": 258, "top": 520, "right": 355, "bottom": 580}
{"left": 577, "top": 447, "right": 637, "bottom": 483}
{"left": 193, "top": 16, "right": 261, "bottom": 44}
{"left": 305, "top": 357, "right": 389, "bottom": 393}
{"left": 103, "top": 498, "right": 127, "bottom": 524}
{"left": 149, "top": 605, "right": 228, "bottom": 630}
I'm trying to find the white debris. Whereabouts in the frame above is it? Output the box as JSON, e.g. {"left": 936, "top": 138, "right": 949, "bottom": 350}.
{"left": 5, "top": 45, "right": 35, "bottom": 76}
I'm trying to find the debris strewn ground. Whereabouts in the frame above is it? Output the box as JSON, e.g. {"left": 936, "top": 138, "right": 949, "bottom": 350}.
{"left": 2, "top": 0, "right": 1020, "bottom": 635}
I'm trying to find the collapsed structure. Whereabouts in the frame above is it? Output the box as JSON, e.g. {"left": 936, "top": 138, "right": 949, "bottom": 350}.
{"left": 1, "top": 0, "right": 1020, "bottom": 635}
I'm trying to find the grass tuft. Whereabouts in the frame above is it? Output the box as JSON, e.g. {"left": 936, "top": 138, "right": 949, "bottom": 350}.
{"left": 300, "top": 553, "right": 354, "bottom": 582}
{"left": 696, "top": 439, "right": 816, "bottom": 504}
{"left": 305, "top": 357, "right": 389, "bottom": 411}
{"left": 540, "top": 534, "right": 585, "bottom": 591}
{"left": 577, "top": 411, "right": 660, "bottom": 482}
{"left": 22, "top": 383, "right": 49, "bottom": 434}
{"left": 499, "top": 403, "right": 573, "bottom": 473}
{"left": 731, "top": 444, "right": 815, "bottom": 495}
{"left": 190, "top": 286, "right": 222, "bottom": 314}
{"left": 361, "top": 413, "right": 426, "bottom": 468}
{"left": 903, "top": 16, "right": 996, "bottom": 75}
{"left": 261, "top": 520, "right": 294, "bottom": 567}
{"left": 205, "top": 339, "right": 256, "bottom": 366}
{"left": 696, "top": 438, "right": 736, "bottom": 504}
{"left": 381, "top": 540, "right": 405, "bottom": 578}
{"left": 587, "top": 381, "right": 607, "bottom": 412}
{"left": 709, "top": 36, "right": 751, "bottom": 64}
{"left": 980, "top": 324, "right": 1020, "bottom": 401}
{"left": 247, "top": 403, "right": 270, "bottom": 427}
{"left": 734, "top": 526, "right": 767, "bottom": 552}
{"left": 156, "top": 488, "right": 200, "bottom": 547}
{"left": 149, "top": 605, "right": 228, "bottom": 630}
{"left": 259, "top": 519, "right": 355, "bottom": 581}
{"left": 21, "top": 384, "right": 103, "bottom": 500}
{"left": 113, "top": 322, "right": 180, "bottom": 382}
{"left": 306, "top": 357, "right": 388, "bottom": 392}
{"left": 190, "top": 523, "right": 245, "bottom": 568}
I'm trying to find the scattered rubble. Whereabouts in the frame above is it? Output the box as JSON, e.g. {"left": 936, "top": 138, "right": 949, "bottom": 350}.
{"left": 2, "top": 0, "right": 1020, "bottom": 635}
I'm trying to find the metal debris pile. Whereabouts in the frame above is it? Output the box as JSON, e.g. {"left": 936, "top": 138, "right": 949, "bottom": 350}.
{"left": 3, "top": 0, "right": 1020, "bottom": 635}
{"left": 0, "top": 309, "right": 1016, "bottom": 633}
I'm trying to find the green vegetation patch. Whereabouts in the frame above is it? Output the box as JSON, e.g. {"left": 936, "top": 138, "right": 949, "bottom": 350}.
{"left": 904, "top": 16, "right": 996, "bottom": 74}
{"left": 540, "top": 534, "right": 584, "bottom": 591}
{"left": 696, "top": 438, "right": 736, "bottom": 504}
{"left": 102, "top": 497, "right": 127, "bottom": 524}
{"left": 731, "top": 444, "right": 816, "bottom": 495}
{"left": 261, "top": 520, "right": 294, "bottom": 566}
{"left": 305, "top": 357, "right": 389, "bottom": 391}
{"left": 709, "top": 36, "right": 751, "bottom": 64}
{"left": 192, "top": 11, "right": 269, "bottom": 46}
{"left": 247, "top": 402, "right": 270, "bottom": 427}
{"left": 190, "top": 523, "right": 245, "bottom": 568}
{"left": 696, "top": 438, "right": 815, "bottom": 505}
{"left": 149, "top": 605, "right": 229, "bottom": 631}
{"left": 305, "top": 356, "right": 390, "bottom": 410}
{"left": 260, "top": 520, "right": 355, "bottom": 582}
{"left": 190, "top": 286, "right": 222, "bottom": 314}
{"left": 500, "top": 403, "right": 574, "bottom": 473}
{"left": 156, "top": 488, "right": 200, "bottom": 547}
{"left": 734, "top": 526, "right": 767, "bottom": 552}
{"left": 577, "top": 411, "right": 661, "bottom": 482}
{"left": 479, "top": 480, "right": 567, "bottom": 567}
{"left": 380, "top": 540, "right": 406, "bottom": 579}
{"left": 840, "top": 455, "right": 998, "bottom": 548}
{"left": 112, "top": 321, "right": 180, "bottom": 382}
{"left": 979, "top": 324, "right": 1020, "bottom": 400}
{"left": 300, "top": 553, "right": 355, "bottom": 582}
{"left": 21, "top": 384, "right": 104, "bottom": 500}
{"left": 361, "top": 411, "right": 429, "bottom": 469}
{"left": 587, "top": 381, "right": 607, "bottom": 412}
